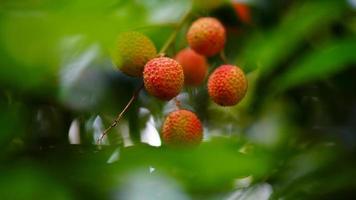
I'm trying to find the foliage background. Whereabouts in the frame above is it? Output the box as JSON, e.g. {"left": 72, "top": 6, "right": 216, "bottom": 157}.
{"left": 0, "top": 0, "right": 355, "bottom": 199}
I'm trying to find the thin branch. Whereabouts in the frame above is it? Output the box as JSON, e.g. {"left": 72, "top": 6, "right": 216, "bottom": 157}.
{"left": 219, "top": 50, "right": 229, "bottom": 64}
{"left": 133, "top": 22, "right": 179, "bottom": 31}
{"left": 174, "top": 98, "right": 182, "bottom": 109}
{"left": 97, "top": 83, "right": 144, "bottom": 144}
{"left": 159, "top": 10, "right": 191, "bottom": 54}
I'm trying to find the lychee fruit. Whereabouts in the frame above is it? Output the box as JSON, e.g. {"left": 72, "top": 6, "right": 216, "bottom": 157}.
{"left": 175, "top": 48, "right": 208, "bottom": 86}
{"left": 113, "top": 31, "right": 157, "bottom": 77}
{"left": 187, "top": 17, "right": 226, "bottom": 57}
{"left": 207, "top": 65, "right": 248, "bottom": 106}
{"left": 143, "top": 57, "right": 184, "bottom": 101}
{"left": 232, "top": 2, "right": 252, "bottom": 24}
{"left": 162, "top": 109, "right": 203, "bottom": 147}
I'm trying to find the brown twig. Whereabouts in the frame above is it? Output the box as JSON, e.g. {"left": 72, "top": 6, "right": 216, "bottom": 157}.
{"left": 97, "top": 84, "right": 144, "bottom": 144}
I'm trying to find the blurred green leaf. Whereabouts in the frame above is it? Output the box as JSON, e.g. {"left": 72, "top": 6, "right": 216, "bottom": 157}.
{"left": 273, "top": 37, "right": 356, "bottom": 92}
{"left": 0, "top": 101, "right": 25, "bottom": 150}
{"left": 0, "top": 165, "right": 73, "bottom": 200}
{"left": 113, "top": 138, "right": 275, "bottom": 192}
{"left": 237, "top": 0, "right": 346, "bottom": 73}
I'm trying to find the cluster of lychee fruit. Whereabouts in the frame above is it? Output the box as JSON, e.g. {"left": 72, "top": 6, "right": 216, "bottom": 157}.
{"left": 113, "top": 17, "right": 247, "bottom": 148}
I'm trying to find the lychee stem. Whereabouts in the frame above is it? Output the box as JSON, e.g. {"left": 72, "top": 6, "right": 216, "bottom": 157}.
{"left": 159, "top": 10, "right": 191, "bottom": 54}
{"left": 219, "top": 50, "right": 229, "bottom": 64}
{"left": 174, "top": 98, "right": 182, "bottom": 109}
{"left": 133, "top": 22, "right": 179, "bottom": 31}
{"left": 97, "top": 83, "right": 144, "bottom": 144}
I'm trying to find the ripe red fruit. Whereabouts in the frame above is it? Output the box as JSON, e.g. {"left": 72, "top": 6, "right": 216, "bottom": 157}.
{"left": 232, "top": 2, "right": 252, "bottom": 24}
{"left": 162, "top": 109, "right": 203, "bottom": 147}
{"left": 187, "top": 17, "right": 226, "bottom": 56}
{"left": 113, "top": 32, "right": 157, "bottom": 77}
{"left": 143, "top": 57, "right": 184, "bottom": 101}
{"left": 175, "top": 48, "right": 208, "bottom": 86}
{"left": 207, "top": 65, "right": 248, "bottom": 106}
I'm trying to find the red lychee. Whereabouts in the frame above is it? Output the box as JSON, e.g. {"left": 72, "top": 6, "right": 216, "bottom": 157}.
{"left": 175, "top": 48, "right": 208, "bottom": 86}
{"left": 232, "top": 2, "right": 252, "bottom": 24}
{"left": 162, "top": 109, "right": 203, "bottom": 147}
{"left": 187, "top": 17, "right": 226, "bottom": 57}
{"left": 207, "top": 65, "right": 247, "bottom": 106}
{"left": 143, "top": 57, "right": 184, "bottom": 101}
{"left": 113, "top": 31, "right": 157, "bottom": 77}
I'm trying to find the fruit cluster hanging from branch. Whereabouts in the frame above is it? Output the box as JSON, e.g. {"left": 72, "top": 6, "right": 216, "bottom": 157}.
{"left": 98, "top": 10, "right": 248, "bottom": 147}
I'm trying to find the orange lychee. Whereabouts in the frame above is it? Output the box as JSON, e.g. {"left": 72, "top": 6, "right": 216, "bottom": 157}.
{"left": 113, "top": 31, "right": 157, "bottom": 77}
{"left": 143, "top": 57, "right": 184, "bottom": 101}
{"left": 187, "top": 17, "right": 226, "bottom": 57}
{"left": 175, "top": 48, "right": 208, "bottom": 86}
{"left": 162, "top": 109, "right": 203, "bottom": 147}
{"left": 207, "top": 65, "right": 247, "bottom": 106}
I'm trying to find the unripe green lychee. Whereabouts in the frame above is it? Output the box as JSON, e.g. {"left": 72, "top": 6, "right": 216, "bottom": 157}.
{"left": 187, "top": 17, "right": 226, "bottom": 57}
{"left": 207, "top": 65, "right": 247, "bottom": 106}
{"left": 175, "top": 48, "right": 208, "bottom": 86}
{"left": 113, "top": 31, "right": 157, "bottom": 77}
{"left": 162, "top": 109, "right": 203, "bottom": 147}
{"left": 143, "top": 57, "right": 184, "bottom": 101}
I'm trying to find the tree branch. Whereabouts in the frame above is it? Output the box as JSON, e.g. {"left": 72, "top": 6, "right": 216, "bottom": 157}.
{"left": 97, "top": 84, "right": 143, "bottom": 144}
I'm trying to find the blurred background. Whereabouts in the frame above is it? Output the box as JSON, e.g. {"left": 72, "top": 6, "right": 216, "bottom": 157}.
{"left": 0, "top": 0, "right": 356, "bottom": 199}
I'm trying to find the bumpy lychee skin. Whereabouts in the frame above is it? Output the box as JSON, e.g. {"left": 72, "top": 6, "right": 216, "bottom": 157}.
{"left": 113, "top": 31, "right": 157, "bottom": 77}
{"left": 187, "top": 17, "right": 226, "bottom": 57}
{"left": 175, "top": 48, "right": 208, "bottom": 86}
{"left": 208, "top": 65, "right": 248, "bottom": 106}
{"left": 143, "top": 57, "right": 184, "bottom": 101}
{"left": 162, "top": 109, "right": 203, "bottom": 147}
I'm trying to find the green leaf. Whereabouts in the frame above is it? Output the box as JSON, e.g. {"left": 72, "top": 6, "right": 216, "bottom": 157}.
{"left": 113, "top": 138, "right": 275, "bottom": 192}
{"left": 273, "top": 38, "right": 356, "bottom": 92}
{"left": 237, "top": 0, "right": 346, "bottom": 74}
